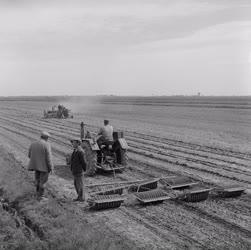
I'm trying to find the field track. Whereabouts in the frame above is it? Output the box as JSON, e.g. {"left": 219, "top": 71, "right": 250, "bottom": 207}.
{"left": 0, "top": 100, "right": 250, "bottom": 249}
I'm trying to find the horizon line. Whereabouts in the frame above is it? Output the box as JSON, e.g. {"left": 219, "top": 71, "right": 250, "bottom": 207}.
{"left": 0, "top": 94, "right": 251, "bottom": 98}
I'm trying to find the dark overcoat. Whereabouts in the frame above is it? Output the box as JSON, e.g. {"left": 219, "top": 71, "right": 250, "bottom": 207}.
{"left": 70, "top": 146, "right": 86, "bottom": 175}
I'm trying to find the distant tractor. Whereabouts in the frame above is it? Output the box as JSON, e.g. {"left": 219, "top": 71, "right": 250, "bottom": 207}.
{"left": 43, "top": 104, "right": 73, "bottom": 119}
{"left": 67, "top": 131, "right": 129, "bottom": 176}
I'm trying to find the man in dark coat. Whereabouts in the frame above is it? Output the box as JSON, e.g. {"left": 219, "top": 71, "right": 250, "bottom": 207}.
{"left": 70, "top": 138, "right": 86, "bottom": 202}
{"left": 28, "top": 131, "right": 53, "bottom": 201}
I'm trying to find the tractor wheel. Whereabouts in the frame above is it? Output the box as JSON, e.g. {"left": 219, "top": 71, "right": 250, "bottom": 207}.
{"left": 81, "top": 141, "right": 97, "bottom": 176}
{"left": 119, "top": 149, "right": 128, "bottom": 166}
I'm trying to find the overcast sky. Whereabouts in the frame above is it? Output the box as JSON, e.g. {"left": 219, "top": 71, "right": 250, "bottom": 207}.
{"left": 0, "top": 0, "right": 251, "bottom": 96}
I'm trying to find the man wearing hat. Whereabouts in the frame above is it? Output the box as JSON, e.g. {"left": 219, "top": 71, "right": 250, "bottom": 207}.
{"left": 70, "top": 138, "right": 86, "bottom": 202}
{"left": 80, "top": 122, "right": 92, "bottom": 140}
{"left": 28, "top": 131, "right": 53, "bottom": 201}
{"left": 80, "top": 122, "right": 86, "bottom": 140}
{"left": 96, "top": 119, "right": 113, "bottom": 147}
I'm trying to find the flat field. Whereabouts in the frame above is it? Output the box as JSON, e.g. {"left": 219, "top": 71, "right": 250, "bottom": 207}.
{"left": 0, "top": 96, "right": 250, "bottom": 249}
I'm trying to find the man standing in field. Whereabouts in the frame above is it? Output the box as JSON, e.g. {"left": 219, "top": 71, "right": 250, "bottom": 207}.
{"left": 80, "top": 121, "right": 86, "bottom": 140}
{"left": 96, "top": 119, "right": 114, "bottom": 146}
{"left": 80, "top": 122, "right": 92, "bottom": 139}
{"left": 70, "top": 138, "right": 86, "bottom": 202}
{"left": 28, "top": 131, "right": 53, "bottom": 201}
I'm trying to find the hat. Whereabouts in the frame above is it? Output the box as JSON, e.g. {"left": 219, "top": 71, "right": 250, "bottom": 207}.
{"left": 70, "top": 138, "right": 81, "bottom": 143}
{"left": 41, "top": 131, "right": 50, "bottom": 138}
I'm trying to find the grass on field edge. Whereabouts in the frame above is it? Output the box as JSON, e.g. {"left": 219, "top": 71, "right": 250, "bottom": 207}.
{"left": 0, "top": 145, "right": 135, "bottom": 250}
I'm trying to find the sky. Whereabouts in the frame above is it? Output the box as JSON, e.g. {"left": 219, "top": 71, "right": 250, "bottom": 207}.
{"left": 0, "top": 0, "right": 251, "bottom": 96}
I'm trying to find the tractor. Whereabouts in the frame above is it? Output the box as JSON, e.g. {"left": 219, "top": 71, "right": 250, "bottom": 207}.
{"left": 67, "top": 131, "right": 129, "bottom": 176}
{"left": 43, "top": 104, "right": 73, "bottom": 119}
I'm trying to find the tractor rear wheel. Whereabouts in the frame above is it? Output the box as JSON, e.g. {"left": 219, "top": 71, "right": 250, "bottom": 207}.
{"left": 81, "top": 141, "right": 97, "bottom": 176}
{"left": 119, "top": 149, "right": 128, "bottom": 166}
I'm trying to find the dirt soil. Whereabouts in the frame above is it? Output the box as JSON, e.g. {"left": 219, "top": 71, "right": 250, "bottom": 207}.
{"left": 0, "top": 97, "right": 250, "bottom": 250}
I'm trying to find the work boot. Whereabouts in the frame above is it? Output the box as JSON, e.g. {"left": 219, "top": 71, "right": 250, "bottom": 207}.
{"left": 79, "top": 191, "right": 85, "bottom": 202}
{"left": 37, "top": 187, "right": 48, "bottom": 201}
{"left": 73, "top": 197, "right": 85, "bottom": 202}
{"left": 39, "top": 196, "right": 48, "bottom": 202}
{"left": 77, "top": 197, "right": 85, "bottom": 202}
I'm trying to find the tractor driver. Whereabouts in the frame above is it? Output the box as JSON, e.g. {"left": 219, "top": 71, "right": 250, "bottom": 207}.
{"left": 96, "top": 119, "right": 113, "bottom": 147}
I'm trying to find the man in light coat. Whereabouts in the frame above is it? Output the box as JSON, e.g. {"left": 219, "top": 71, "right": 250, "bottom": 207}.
{"left": 28, "top": 131, "right": 53, "bottom": 201}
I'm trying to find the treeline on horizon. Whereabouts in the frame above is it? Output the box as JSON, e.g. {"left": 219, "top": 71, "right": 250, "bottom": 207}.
{"left": 0, "top": 95, "right": 251, "bottom": 108}
{"left": 0, "top": 95, "right": 250, "bottom": 101}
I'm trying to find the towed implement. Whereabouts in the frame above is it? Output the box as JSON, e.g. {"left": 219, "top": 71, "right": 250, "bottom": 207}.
{"left": 160, "top": 176, "right": 198, "bottom": 190}
{"left": 89, "top": 194, "right": 125, "bottom": 210}
{"left": 129, "top": 179, "right": 159, "bottom": 192}
{"left": 179, "top": 186, "right": 212, "bottom": 202}
{"left": 134, "top": 189, "right": 170, "bottom": 204}
{"left": 215, "top": 186, "right": 246, "bottom": 198}
{"left": 87, "top": 175, "right": 247, "bottom": 210}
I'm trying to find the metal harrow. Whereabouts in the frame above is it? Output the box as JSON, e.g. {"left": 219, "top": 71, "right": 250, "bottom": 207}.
{"left": 129, "top": 179, "right": 158, "bottom": 192}
{"left": 216, "top": 186, "right": 245, "bottom": 198}
{"left": 86, "top": 176, "right": 247, "bottom": 211}
{"left": 181, "top": 186, "right": 212, "bottom": 202}
{"left": 134, "top": 189, "right": 170, "bottom": 204}
{"left": 161, "top": 176, "right": 198, "bottom": 190}
{"left": 90, "top": 187, "right": 124, "bottom": 196}
{"left": 89, "top": 194, "right": 125, "bottom": 210}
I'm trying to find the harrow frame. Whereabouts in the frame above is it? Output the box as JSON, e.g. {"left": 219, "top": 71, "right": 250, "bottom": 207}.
{"left": 161, "top": 176, "right": 198, "bottom": 190}
{"left": 216, "top": 186, "right": 246, "bottom": 198}
{"left": 181, "top": 187, "right": 212, "bottom": 202}
{"left": 129, "top": 179, "right": 158, "bottom": 192}
{"left": 90, "top": 186, "right": 124, "bottom": 196}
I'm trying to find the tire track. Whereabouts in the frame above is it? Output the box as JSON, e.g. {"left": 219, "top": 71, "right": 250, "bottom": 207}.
{"left": 129, "top": 141, "right": 251, "bottom": 177}
{"left": 119, "top": 207, "right": 212, "bottom": 250}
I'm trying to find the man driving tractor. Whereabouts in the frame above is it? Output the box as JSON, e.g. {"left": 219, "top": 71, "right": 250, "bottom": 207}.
{"left": 96, "top": 119, "right": 113, "bottom": 146}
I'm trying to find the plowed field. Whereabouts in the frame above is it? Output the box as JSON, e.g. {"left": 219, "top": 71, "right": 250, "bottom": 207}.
{"left": 0, "top": 97, "right": 250, "bottom": 250}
